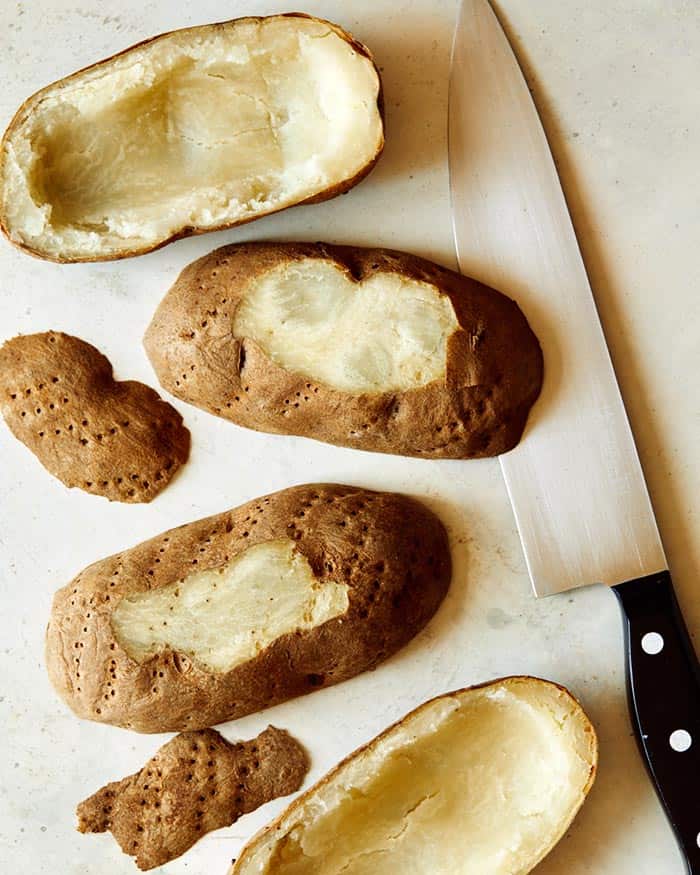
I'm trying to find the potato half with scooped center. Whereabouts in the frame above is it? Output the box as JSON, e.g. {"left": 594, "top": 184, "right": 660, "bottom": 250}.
{"left": 0, "top": 14, "right": 384, "bottom": 262}
{"left": 230, "top": 676, "right": 598, "bottom": 875}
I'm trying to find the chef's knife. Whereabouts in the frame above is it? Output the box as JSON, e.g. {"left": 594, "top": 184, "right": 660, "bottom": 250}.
{"left": 448, "top": 1, "right": 700, "bottom": 870}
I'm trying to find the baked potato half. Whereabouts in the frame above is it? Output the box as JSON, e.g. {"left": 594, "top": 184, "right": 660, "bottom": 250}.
{"left": 231, "top": 676, "right": 598, "bottom": 875}
{"left": 0, "top": 14, "right": 384, "bottom": 262}
{"left": 46, "top": 484, "right": 450, "bottom": 733}
{"left": 145, "top": 242, "right": 544, "bottom": 458}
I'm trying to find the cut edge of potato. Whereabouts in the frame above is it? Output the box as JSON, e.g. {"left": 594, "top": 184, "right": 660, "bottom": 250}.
{"left": 0, "top": 13, "right": 384, "bottom": 262}
{"left": 110, "top": 539, "right": 350, "bottom": 673}
{"left": 233, "top": 258, "right": 459, "bottom": 394}
{"left": 230, "top": 676, "right": 597, "bottom": 875}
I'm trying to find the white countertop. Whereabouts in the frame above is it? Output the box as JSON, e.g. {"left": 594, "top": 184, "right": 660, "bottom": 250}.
{"left": 1, "top": 2, "right": 697, "bottom": 873}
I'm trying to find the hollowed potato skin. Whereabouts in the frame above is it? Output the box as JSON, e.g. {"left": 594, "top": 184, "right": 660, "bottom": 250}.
{"left": 0, "top": 14, "right": 384, "bottom": 263}
{"left": 45, "top": 484, "right": 451, "bottom": 733}
{"left": 230, "top": 677, "right": 598, "bottom": 875}
{"left": 145, "top": 242, "right": 544, "bottom": 458}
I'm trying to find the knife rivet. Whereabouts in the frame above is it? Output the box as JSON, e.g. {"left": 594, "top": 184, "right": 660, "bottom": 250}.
{"left": 641, "top": 632, "right": 664, "bottom": 655}
{"left": 669, "top": 729, "right": 692, "bottom": 753}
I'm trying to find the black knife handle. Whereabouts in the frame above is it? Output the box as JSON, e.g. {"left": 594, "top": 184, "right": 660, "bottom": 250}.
{"left": 614, "top": 570, "right": 700, "bottom": 873}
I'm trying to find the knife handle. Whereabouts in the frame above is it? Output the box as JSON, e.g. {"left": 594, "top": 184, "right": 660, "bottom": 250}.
{"left": 614, "top": 570, "right": 700, "bottom": 874}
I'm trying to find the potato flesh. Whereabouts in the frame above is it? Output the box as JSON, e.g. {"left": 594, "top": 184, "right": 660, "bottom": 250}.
{"left": 239, "top": 683, "right": 594, "bottom": 874}
{"left": 3, "top": 17, "right": 382, "bottom": 258}
{"left": 235, "top": 260, "right": 458, "bottom": 392}
{"left": 111, "top": 540, "right": 349, "bottom": 672}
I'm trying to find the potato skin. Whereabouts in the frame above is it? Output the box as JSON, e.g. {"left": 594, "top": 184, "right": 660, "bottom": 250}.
{"left": 46, "top": 484, "right": 451, "bottom": 733}
{"left": 0, "top": 14, "right": 384, "bottom": 263}
{"left": 77, "top": 726, "right": 308, "bottom": 870}
{"left": 145, "top": 242, "right": 544, "bottom": 459}
{"left": 0, "top": 331, "right": 189, "bottom": 502}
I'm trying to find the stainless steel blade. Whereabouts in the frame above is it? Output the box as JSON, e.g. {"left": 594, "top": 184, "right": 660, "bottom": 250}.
{"left": 449, "top": 0, "right": 667, "bottom": 596}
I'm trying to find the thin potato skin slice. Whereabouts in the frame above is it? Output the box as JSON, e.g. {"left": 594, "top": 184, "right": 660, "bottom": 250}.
{"left": 77, "top": 726, "right": 308, "bottom": 871}
{"left": 229, "top": 677, "right": 598, "bottom": 875}
{"left": 0, "top": 331, "right": 189, "bottom": 502}
{"left": 145, "top": 242, "right": 544, "bottom": 459}
{"left": 45, "top": 484, "right": 451, "bottom": 733}
{"left": 0, "top": 14, "right": 385, "bottom": 263}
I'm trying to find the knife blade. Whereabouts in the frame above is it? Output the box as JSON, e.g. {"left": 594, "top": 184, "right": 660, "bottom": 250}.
{"left": 448, "top": 1, "right": 700, "bottom": 870}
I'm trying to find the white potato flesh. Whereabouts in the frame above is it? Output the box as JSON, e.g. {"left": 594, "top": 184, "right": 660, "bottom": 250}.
{"left": 234, "top": 679, "right": 596, "bottom": 875}
{"left": 111, "top": 540, "right": 349, "bottom": 672}
{"left": 1, "top": 16, "right": 382, "bottom": 259}
{"left": 235, "top": 259, "right": 459, "bottom": 393}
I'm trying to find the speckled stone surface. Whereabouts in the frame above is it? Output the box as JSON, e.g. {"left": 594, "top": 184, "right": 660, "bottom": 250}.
{"left": 0, "top": 2, "right": 697, "bottom": 873}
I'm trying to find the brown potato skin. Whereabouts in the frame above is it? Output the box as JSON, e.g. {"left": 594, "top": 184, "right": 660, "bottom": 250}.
{"left": 229, "top": 676, "right": 598, "bottom": 875}
{"left": 145, "top": 242, "right": 544, "bottom": 459}
{"left": 0, "top": 14, "right": 384, "bottom": 263}
{"left": 46, "top": 484, "right": 451, "bottom": 733}
{"left": 0, "top": 331, "right": 189, "bottom": 502}
{"left": 78, "top": 726, "right": 308, "bottom": 870}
